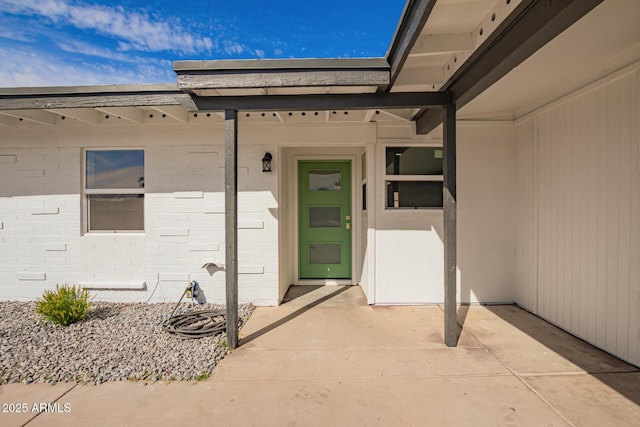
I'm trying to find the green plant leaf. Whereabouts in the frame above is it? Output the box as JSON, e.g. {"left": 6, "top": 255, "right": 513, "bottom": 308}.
{"left": 35, "top": 284, "right": 91, "bottom": 326}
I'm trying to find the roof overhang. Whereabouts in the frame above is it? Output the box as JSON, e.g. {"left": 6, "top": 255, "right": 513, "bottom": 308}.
{"left": 412, "top": 0, "right": 606, "bottom": 134}
{"left": 0, "top": 84, "right": 195, "bottom": 110}
{"left": 384, "top": 0, "right": 437, "bottom": 91}
{"left": 174, "top": 58, "right": 391, "bottom": 96}
{"left": 191, "top": 91, "right": 450, "bottom": 112}
{"left": 0, "top": 0, "right": 625, "bottom": 130}
{"left": 0, "top": 1, "right": 440, "bottom": 119}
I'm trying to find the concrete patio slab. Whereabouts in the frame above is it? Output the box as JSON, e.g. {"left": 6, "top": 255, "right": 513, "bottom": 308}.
{"left": 199, "top": 376, "right": 570, "bottom": 427}
{"left": 213, "top": 347, "right": 510, "bottom": 379}
{"left": 459, "top": 305, "right": 638, "bottom": 375}
{"left": 522, "top": 372, "right": 640, "bottom": 426}
{"left": 1, "top": 285, "right": 639, "bottom": 426}
{"left": 241, "top": 287, "right": 483, "bottom": 350}
{"left": 21, "top": 376, "right": 568, "bottom": 427}
{"left": 0, "top": 383, "right": 76, "bottom": 427}
{"left": 240, "top": 305, "right": 483, "bottom": 350}
{"left": 25, "top": 381, "right": 215, "bottom": 427}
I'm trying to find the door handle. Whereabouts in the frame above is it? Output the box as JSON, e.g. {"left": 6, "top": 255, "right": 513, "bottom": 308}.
{"left": 346, "top": 223, "right": 351, "bottom": 230}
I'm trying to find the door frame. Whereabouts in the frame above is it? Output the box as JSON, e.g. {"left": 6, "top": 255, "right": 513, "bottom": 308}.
{"left": 293, "top": 154, "right": 358, "bottom": 285}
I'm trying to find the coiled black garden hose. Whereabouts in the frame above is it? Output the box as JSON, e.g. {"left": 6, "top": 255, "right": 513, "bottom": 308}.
{"left": 162, "top": 309, "right": 226, "bottom": 339}
{"left": 162, "top": 283, "right": 227, "bottom": 339}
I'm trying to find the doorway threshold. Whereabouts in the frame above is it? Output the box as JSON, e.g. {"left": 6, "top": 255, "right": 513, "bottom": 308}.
{"left": 297, "top": 279, "right": 352, "bottom": 286}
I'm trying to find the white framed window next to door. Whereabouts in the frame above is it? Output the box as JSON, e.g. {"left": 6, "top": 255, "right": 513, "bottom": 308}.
{"left": 385, "top": 146, "right": 443, "bottom": 209}
{"left": 83, "top": 149, "right": 145, "bottom": 233}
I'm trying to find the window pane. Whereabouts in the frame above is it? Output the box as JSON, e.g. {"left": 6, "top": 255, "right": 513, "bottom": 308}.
{"left": 86, "top": 150, "right": 144, "bottom": 189}
{"left": 386, "top": 147, "right": 443, "bottom": 175}
{"left": 386, "top": 181, "right": 443, "bottom": 208}
{"left": 89, "top": 195, "right": 144, "bottom": 231}
{"left": 362, "top": 183, "right": 367, "bottom": 211}
{"left": 309, "top": 207, "right": 341, "bottom": 228}
{"left": 309, "top": 243, "right": 341, "bottom": 264}
{"left": 309, "top": 170, "right": 341, "bottom": 191}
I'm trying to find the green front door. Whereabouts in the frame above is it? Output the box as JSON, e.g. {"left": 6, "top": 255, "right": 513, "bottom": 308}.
{"left": 298, "top": 161, "right": 351, "bottom": 279}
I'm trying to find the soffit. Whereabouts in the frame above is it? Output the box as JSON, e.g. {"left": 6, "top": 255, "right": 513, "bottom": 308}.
{"left": 393, "top": 0, "right": 640, "bottom": 122}
{"left": 392, "top": 0, "right": 500, "bottom": 92}
{"left": 459, "top": 0, "right": 640, "bottom": 120}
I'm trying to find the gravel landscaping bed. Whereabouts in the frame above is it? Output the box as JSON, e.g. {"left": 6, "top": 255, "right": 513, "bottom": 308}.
{"left": 0, "top": 301, "right": 253, "bottom": 384}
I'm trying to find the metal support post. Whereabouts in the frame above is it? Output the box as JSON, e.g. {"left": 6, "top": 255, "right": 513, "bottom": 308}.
{"left": 224, "top": 109, "right": 239, "bottom": 349}
{"left": 443, "top": 103, "right": 457, "bottom": 347}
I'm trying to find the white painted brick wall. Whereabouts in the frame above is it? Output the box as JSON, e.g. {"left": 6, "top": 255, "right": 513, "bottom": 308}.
{"left": 0, "top": 126, "right": 280, "bottom": 305}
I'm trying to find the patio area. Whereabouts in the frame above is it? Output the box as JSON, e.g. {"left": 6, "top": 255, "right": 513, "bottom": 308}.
{"left": 2, "top": 285, "right": 639, "bottom": 426}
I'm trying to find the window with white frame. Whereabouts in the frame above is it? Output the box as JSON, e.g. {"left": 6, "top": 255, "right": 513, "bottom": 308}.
{"left": 84, "top": 149, "right": 144, "bottom": 232}
{"left": 385, "top": 146, "right": 443, "bottom": 209}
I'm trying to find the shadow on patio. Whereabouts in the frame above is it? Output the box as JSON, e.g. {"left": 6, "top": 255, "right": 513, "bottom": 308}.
{"left": 464, "top": 304, "right": 640, "bottom": 406}
{"left": 225, "top": 285, "right": 640, "bottom": 425}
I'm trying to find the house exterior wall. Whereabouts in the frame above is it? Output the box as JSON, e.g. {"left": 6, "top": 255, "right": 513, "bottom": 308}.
{"left": 515, "top": 66, "right": 640, "bottom": 366}
{"left": 1, "top": 115, "right": 519, "bottom": 308}
{"left": 0, "top": 121, "right": 377, "bottom": 305}
{"left": 370, "top": 123, "right": 517, "bottom": 304}
{"left": 0, "top": 123, "right": 280, "bottom": 305}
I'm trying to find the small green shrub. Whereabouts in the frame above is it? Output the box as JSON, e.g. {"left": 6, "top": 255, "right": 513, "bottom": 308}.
{"left": 194, "top": 372, "right": 210, "bottom": 381}
{"left": 36, "top": 284, "right": 91, "bottom": 326}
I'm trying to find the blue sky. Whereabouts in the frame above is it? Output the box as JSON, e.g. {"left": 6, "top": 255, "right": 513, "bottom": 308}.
{"left": 0, "top": 0, "right": 405, "bottom": 87}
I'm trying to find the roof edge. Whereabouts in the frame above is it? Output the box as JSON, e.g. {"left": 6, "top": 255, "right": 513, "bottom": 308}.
{"left": 384, "top": 0, "right": 437, "bottom": 91}
{"left": 173, "top": 57, "right": 389, "bottom": 72}
{"left": 0, "top": 83, "right": 181, "bottom": 97}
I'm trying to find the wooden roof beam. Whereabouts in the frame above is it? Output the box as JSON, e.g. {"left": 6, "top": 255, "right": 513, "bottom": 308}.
{"left": 96, "top": 107, "right": 144, "bottom": 124}
{"left": 0, "top": 110, "right": 57, "bottom": 125}
{"left": 410, "top": 33, "right": 474, "bottom": 56}
{"left": 48, "top": 108, "right": 101, "bottom": 125}
{"left": 150, "top": 105, "right": 189, "bottom": 123}
{"left": 190, "top": 91, "right": 451, "bottom": 112}
{"left": 0, "top": 113, "right": 18, "bottom": 126}
{"left": 174, "top": 58, "right": 390, "bottom": 91}
{"left": 392, "top": 67, "right": 445, "bottom": 90}
{"left": 0, "top": 91, "right": 193, "bottom": 111}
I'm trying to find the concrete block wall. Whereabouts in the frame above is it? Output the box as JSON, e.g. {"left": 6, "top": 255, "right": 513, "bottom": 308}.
{"left": 0, "top": 125, "right": 279, "bottom": 305}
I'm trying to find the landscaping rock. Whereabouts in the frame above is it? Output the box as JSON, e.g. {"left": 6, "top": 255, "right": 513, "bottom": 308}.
{"left": 0, "top": 302, "right": 253, "bottom": 384}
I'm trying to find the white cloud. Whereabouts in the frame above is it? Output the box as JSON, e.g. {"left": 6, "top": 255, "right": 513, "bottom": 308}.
{"left": 56, "top": 40, "right": 131, "bottom": 62}
{"left": 0, "top": 47, "right": 174, "bottom": 87}
{"left": 0, "top": 0, "right": 213, "bottom": 54}
{"left": 0, "top": 29, "right": 34, "bottom": 43}
{"left": 222, "top": 40, "right": 246, "bottom": 55}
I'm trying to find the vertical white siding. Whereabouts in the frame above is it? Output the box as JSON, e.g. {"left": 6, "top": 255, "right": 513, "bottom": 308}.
{"left": 515, "top": 68, "right": 640, "bottom": 366}
{"left": 515, "top": 118, "right": 537, "bottom": 312}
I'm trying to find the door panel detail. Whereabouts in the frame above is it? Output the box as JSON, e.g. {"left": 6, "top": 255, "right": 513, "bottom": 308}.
{"left": 309, "top": 243, "right": 342, "bottom": 264}
{"left": 309, "top": 206, "right": 341, "bottom": 228}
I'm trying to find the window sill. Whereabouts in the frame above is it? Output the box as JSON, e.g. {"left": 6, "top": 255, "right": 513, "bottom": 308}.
{"left": 84, "top": 231, "right": 145, "bottom": 236}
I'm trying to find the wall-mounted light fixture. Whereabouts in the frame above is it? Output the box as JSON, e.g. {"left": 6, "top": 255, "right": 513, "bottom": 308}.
{"left": 262, "top": 152, "right": 273, "bottom": 172}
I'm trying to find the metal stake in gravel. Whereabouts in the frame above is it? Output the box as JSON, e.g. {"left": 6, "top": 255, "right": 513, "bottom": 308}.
{"left": 162, "top": 281, "right": 227, "bottom": 339}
